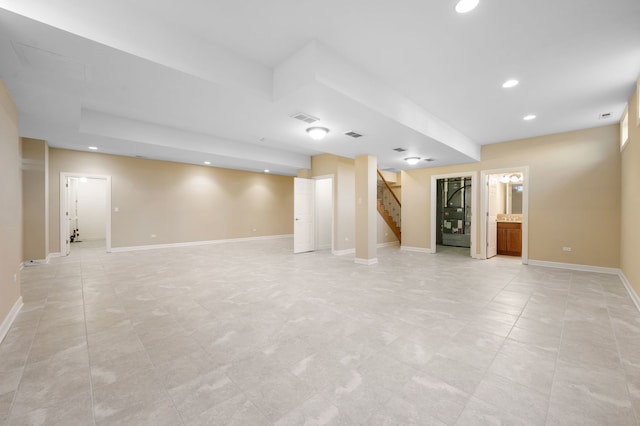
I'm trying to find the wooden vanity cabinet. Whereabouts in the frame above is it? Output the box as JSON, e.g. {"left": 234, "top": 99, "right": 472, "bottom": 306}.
{"left": 497, "top": 222, "right": 522, "bottom": 256}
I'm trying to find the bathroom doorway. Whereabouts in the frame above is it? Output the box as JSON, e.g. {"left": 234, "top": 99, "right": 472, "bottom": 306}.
{"left": 481, "top": 167, "right": 529, "bottom": 263}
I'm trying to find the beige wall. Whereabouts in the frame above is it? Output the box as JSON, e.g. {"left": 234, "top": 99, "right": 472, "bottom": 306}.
{"left": 48, "top": 149, "right": 293, "bottom": 251}
{"left": 22, "top": 138, "right": 49, "bottom": 261}
{"left": 402, "top": 124, "right": 621, "bottom": 268}
{"left": 354, "top": 155, "right": 377, "bottom": 260}
{"left": 621, "top": 84, "right": 640, "bottom": 294}
{"left": 0, "top": 81, "right": 22, "bottom": 330}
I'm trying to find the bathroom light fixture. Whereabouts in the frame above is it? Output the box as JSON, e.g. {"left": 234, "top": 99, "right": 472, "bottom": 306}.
{"left": 88, "top": 146, "right": 98, "bottom": 150}
{"left": 204, "top": 161, "right": 211, "bottom": 165}
{"left": 502, "top": 79, "right": 519, "bottom": 88}
{"left": 404, "top": 157, "right": 421, "bottom": 165}
{"left": 523, "top": 114, "right": 536, "bottom": 121}
{"left": 500, "top": 174, "right": 522, "bottom": 183}
{"left": 455, "top": 0, "right": 479, "bottom": 13}
{"left": 306, "top": 127, "right": 329, "bottom": 140}
{"left": 264, "top": 169, "right": 270, "bottom": 173}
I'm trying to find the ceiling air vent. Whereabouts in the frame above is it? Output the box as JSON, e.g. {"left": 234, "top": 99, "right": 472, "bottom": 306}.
{"left": 393, "top": 147, "right": 407, "bottom": 152}
{"left": 424, "top": 158, "right": 436, "bottom": 162}
{"left": 290, "top": 112, "right": 319, "bottom": 124}
{"left": 344, "top": 131, "right": 363, "bottom": 138}
{"left": 598, "top": 112, "right": 612, "bottom": 120}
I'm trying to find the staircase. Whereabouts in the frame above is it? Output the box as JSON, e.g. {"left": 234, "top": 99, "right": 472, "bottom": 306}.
{"left": 377, "top": 170, "right": 401, "bottom": 242}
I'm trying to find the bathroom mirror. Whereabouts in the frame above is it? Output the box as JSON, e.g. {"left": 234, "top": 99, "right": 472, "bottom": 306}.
{"left": 507, "top": 183, "right": 523, "bottom": 214}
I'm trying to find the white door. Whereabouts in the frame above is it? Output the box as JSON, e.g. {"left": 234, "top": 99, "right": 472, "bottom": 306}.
{"left": 294, "top": 177, "right": 315, "bottom": 253}
{"left": 63, "top": 177, "right": 72, "bottom": 255}
{"left": 487, "top": 177, "right": 498, "bottom": 258}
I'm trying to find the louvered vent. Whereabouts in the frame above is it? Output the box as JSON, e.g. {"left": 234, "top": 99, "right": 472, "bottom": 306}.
{"left": 344, "top": 131, "right": 363, "bottom": 138}
{"left": 290, "top": 112, "right": 319, "bottom": 124}
{"left": 393, "top": 147, "right": 407, "bottom": 152}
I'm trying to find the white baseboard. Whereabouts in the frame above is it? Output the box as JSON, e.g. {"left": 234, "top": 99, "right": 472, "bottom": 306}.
{"left": 48, "top": 252, "right": 61, "bottom": 260}
{"left": 527, "top": 259, "right": 619, "bottom": 275}
{"left": 619, "top": 271, "right": 640, "bottom": 313}
{"left": 400, "top": 246, "right": 434, "bottom": 254}
{"left": 332, "top": 248, "right": 355, "bottom": 256}
{"left": 355, "top": 257, "right": 378, "bottom": 266}
{"left": 377, "top": 241, "right": 400, "bottom": 248}
{"left": 23, "top": 258, "right": 48, "bottom": 267}
{"left": 0, "top": 296, "right": 23, "bottom": 344}
{"left": 110, "top": 234, "right": 293, "bottom": 253}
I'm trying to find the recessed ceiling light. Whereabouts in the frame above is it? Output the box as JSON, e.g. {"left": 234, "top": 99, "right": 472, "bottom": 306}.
{"left": 523, "top": 115, "right": 536, "bottom": 121}
{"left": 404, "top": 157, "right": 421, "bottom": 165}
{"left": 502, "top": 79, "right": 519, "bottom": 88}
{"left": 88, "top": 146, "right": 98, "bottom": 150}
{"left": 264, "top": 169, "right": 270, "bottom": 173}
{"left": 306, "top": 127, "right": 330, "bottom": 141}
{"left": 204, "top": 161, "right": 211, "bottom": 165}
{"left": 455, "top": 0, "right": 479, "bottom": 13}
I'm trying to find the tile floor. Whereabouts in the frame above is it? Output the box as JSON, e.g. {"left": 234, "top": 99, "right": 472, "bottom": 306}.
{"left": 1, "top": 238, "right": 640, "bottom": 425}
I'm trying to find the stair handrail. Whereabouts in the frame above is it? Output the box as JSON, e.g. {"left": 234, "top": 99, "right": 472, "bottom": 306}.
{"left": 376, "top": 170, "right": 401, "bottom": 207}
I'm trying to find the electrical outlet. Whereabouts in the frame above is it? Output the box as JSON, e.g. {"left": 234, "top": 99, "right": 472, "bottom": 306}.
{"left": 562, "top": 246, "right": 572, "bottom": 252}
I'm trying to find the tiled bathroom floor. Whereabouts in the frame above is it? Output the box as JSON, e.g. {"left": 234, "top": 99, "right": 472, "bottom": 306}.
{"left": 1, "top": 239, "right": 639, "bottom": 425}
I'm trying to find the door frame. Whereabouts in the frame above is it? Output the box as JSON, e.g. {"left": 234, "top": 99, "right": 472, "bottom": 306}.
{"left": 480, "top": 166, "right": 529, "bottom": 264}
{"left": 313, "top": 174, "right": 334, "bottom": 252}
{"left": 430, "top": 171, "right": 478, "bottom": 257}
{"left": 60, "top": 172, "right": 112, "bottom": 255}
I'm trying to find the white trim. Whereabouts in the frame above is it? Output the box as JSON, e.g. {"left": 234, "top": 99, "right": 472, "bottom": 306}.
{"left": 400, "top": 246, "right": 434, "bottom": 254}
{"left": 528, "top": 259, "right": 619, "bottom": 275}
{"left": 48, "top": 252, "right": 61, "bottom": 261}
{"left": 332, "top": 248, "right": 355, "bottom": 256}
{"left": 110, "top": 234, "right": 293, "bottom": 253}
{"left": 0, "top": 296, "right": 23, "bottom": 344}
{"left": 619, "top": 271, "right": 640, "bottom": 313}
{"left": 480, "top": 166, "right": 529, "bottom": 264}
{"left": 377, "top": 241, "right": 400, "bottom": 248}
{"left": 430, "top": 172, "right": 477, "bottom": 258}
{"left": 60, "top": 173, "right": 112, "bottom": 255}
{"left": 23, "top": 258, "right": 48, "bottom": 266}
{"left": 355, "top": 258, "right": 378, "bottom": 265}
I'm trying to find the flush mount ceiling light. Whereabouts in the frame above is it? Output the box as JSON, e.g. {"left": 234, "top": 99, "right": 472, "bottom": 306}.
{"left": 404, "top": 157, "right": 421, "bottom": 165}
{"left": 502, "top": 79, "right": 519, "bottom": 88}
{"left": 264, "top": 169, "right": 270, "bottom": 173}
{"left": 204, "top": 161, "right": 211, "bottom": 165}
{"left": 523, "top": 114, "right": 537, "bottom": 121}
{"left": 455, "top": 0, "right": 479, "bottom": 13}
{"left": 88, "top": 146, "right": 98, "bottom": 150}
{"left": 306, "top": 127, "right": 329, "bottom": 140}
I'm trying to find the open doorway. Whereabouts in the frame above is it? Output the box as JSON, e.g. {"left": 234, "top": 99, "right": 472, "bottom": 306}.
{"left": 293, "top": 175, "right": 334, "bottom": 254}
{"left": 430, "top": 172, "right": 477, "bottom": 257}
{"left": 481, "top": 167, "right": 529, "bottom": 263}
{"left": 314, "top": 177, "right": 333, "bottom": 251}
{"left": 60, "top": 172, "right": 112, "bottom": 255}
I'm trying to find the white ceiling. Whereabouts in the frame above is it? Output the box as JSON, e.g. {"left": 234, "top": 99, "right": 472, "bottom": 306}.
{"left": 0, "top": 0, "right": 638, "bottom": 176}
